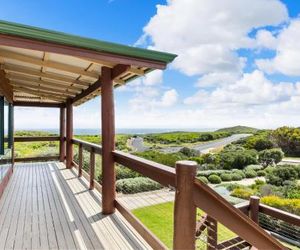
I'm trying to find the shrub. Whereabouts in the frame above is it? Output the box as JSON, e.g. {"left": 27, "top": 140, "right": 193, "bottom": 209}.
{"left": 116, "top": 166, "right": 140, "bottom": 180}
{"left": 220, "top": 173, "right": 232, "bottom": 182}
{"left": 258, "top": 148, "right": 284, "bottom": 168}
{"left": 245, "top": 165, "right": 263, "bottom": 171}
{"left": 231, "top": 188, "right": 255, "bottom": 199}
{"left": 179, "top": 147, "right": 199, "bottom": 157}
{"left": 197, "top": 176, "right": 208, "bottom": 184}
{"left": 266, "top": 165, "right": 298, "bottom": 186}
{"left": 257, "top": 170, "right": 266, "bottom": 176}
{"left": 261, "top": 196, "right": 300, "bottom": 216}
{"left": 208, "top": 175, "right": 222, "bottom": 184}
{"left": 197, "top": 170, "right": 228, "bottom": 178}
{"left": 244, "top": 169, "right": 257, "bottom": 178}
{"left": 116, "top": 177, "right": 162, "bottom": 194}
{"left": 231, "top": 173, "right": 243, "bottom": 181}
{"left": 233, "top": 170, "right": 246, "bottom": 178}
{"left": 224, "top": 183, "right": 244, "bottom": 191}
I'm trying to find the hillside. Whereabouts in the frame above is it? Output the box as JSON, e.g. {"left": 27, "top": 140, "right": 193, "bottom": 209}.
{"left": 216, "top": 125, "right": 258, "bottom": 134}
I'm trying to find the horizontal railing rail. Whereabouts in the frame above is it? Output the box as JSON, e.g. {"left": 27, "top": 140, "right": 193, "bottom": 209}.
{"left": 14, "top": 136, "right": 61, "bottom": 162}
{"left": 72, "top": 138, "right": 102, "bottom": 154}
{"left": 14, "top": 136, "right": 61, "bottom": 142}
{"left": 259, "top": 203, "right": 300, "bottom": 227}
{"left": 113, "top": 150, "right": 176, "bottom": 187}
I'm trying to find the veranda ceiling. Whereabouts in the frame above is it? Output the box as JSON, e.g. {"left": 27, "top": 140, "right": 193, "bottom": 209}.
{"left": 0, "top": 20, "right": 176, "bottom": 106}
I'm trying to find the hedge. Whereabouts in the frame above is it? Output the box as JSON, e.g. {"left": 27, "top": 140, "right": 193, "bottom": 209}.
{"left": 261, "top": 196, "right": 300, "bottom": 216}
{"left": 208, "top": 175, "right": 222, "bottom": 184}
{"left": 116, "top": 177, "right": 162, "bottom": 194}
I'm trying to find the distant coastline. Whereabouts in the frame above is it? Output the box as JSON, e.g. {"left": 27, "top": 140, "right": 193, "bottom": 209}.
{"left": 14, "top": 128, "right": 217, "bottom": 135}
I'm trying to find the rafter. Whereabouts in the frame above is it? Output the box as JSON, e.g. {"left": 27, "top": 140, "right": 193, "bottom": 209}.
{"left": 10, "top": 81, "right": 77, "bottom": 96}
{"left": 1, "top": 63, "right": 91, "bottom": 87}
{"left": 0, "top": 49, "right": 99, "bottom": 78}
{"left": 7, "top": 74, "right": 82, "bottom": 93}
{"left": 13, "top": 86, "right": 67, "bottom": 102}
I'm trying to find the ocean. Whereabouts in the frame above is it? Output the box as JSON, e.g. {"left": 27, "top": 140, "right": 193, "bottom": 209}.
{"left": 15, "top": 128, "right": 217, "bottom": 135}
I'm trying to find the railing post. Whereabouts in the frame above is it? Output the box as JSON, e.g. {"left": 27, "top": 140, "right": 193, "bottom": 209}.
{"left": 207, "top": 216, "right": 217, "bottom": 250}
{"left": 66, "top": 99, "right": 73, "bottom": 169}
{"left": 173, "top": 160, "right": 197, "bottom": 250}
{"left": 78, "top": 143, "right": 83, "bottom": 177}
{"left": 59, "top": 106, "right": 66, "bottom": 162}
{"left": 89, "top": 148, "right": 95, "bottom": 190}
{"left": 249, "top": 196, "right": 260, "bottom": 224}
{"left": 101, "top": 67, "right": 116, "bottom": 214}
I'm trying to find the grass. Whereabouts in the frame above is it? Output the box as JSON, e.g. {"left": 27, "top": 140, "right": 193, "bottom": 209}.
{"left": 132, "top": 201, "right": 300, "bottom": 250}
{"left": 132, "top": 202, "right": 236, "bottom": 249}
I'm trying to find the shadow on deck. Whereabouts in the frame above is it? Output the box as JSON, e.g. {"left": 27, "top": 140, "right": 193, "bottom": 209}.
{"left": 0, "top": 162, "right": 150, "bottom": 250}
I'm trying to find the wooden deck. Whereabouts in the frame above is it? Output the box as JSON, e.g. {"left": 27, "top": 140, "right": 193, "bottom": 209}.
{"left": 0, "top": 162, "right": 151, "bottom": 250}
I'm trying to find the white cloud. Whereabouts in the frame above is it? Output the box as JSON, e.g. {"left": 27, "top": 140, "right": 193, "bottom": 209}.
{"left": 184, "top": 70, "right": 295, "bottom": 105}
{"left": 143, "top": 70, "right": 163, "bottom": 86}
{"left": 159, "top": 89, "right": 178, "bottom": 107}
{"left": 141, "top": 0, "right": 288, "bottom": 76}
{"left": 256, "top": 19, "right": 300, "bottom": 76}
{"left": 255, "top": 30, "right": 278, "bottom": 50}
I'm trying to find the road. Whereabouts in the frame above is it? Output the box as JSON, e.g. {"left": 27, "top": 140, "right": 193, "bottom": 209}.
{"left": 160, "top": 134, "right": 251, "bottom": 153}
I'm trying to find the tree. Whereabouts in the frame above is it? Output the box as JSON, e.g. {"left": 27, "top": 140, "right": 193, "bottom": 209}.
{"left": 271, "top": 127, "right": 300, "bottom": 156}
{"left": 258, "top": 148, "right": 284, "bottom": 168}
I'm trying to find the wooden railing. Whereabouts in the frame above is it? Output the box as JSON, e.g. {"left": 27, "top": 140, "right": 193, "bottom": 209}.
{"left": 18, "top": 137, "right": 294, "bottom": 250}
{"left": 14, "top": 136, "right": 61, "bottom": 162}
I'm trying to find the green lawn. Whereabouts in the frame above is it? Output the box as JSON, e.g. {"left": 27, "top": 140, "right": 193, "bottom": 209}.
{"left": 132, "top": 202, "right": 299, "bottom": 250}
{"left": 132, "top": 202, "right": 236, "bottom": 249}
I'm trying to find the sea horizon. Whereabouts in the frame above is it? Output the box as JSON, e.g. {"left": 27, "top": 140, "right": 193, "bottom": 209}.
{"left": 14, "top": 128, "right": 218, "bottom": 135}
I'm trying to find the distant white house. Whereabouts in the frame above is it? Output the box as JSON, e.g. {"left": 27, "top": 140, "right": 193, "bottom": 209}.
{"left": 127, "top": 137, "right": 148, "bottom": 152}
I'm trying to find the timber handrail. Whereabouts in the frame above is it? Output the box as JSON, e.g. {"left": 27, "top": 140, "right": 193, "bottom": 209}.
{"left": 259, "top": 203, "right": 300, "bottom": 227}
{"left": 113, "top": 150, "right": 176, "bottom": 187}
{"left": 72, "top": 138, "right": 102, "bottom": 154}
{"left": 14, "top": 136, "right": 60, "bottom": 142}
{"left": 193, "top": 180, "right": 285, "bottom": 249}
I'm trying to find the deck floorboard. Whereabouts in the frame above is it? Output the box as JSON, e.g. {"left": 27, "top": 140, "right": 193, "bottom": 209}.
{"left": 0, "top": 162, "right": 151, "bottom": 250}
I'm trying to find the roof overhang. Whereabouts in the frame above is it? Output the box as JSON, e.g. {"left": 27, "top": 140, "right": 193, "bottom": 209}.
{"left": 0, "top": 20, "right": 177, "bottom": 106}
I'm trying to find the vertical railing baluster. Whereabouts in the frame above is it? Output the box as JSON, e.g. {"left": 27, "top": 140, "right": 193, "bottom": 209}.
{"left": 78, "top": 143, "right": 83, "bottom": 177}
{"left": 89, "top": 148, "right": 95, "bottom": 190}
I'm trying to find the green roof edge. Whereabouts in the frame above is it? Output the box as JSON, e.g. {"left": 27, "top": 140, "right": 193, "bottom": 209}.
{"left": 0, "top": 20, "right": 177, "bottom": 64}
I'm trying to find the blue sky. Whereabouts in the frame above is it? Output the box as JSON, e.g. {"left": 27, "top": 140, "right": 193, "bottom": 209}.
{"left": 2, "top": 0, "right": 300, "bottom": 130}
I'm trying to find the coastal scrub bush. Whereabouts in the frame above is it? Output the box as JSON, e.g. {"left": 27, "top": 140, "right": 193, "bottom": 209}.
{"left": 220, "top": 173, "right": 232, "bottom": 182}
{"left": 257, "top": 170, "right": 266, "bottom": 176}
{"left": 244, "top": 169, "right": 257, "bottom": 178}
{"left": 261, "top": 196, "right": 300, "bottom": 215}
{"left": 116, "top": 177, "right": 162, "bottom": 194}
{"left": 233, "top": 170, "right": 246, "bottom": 178}
{"left": 179, "top": 147, "right": 199, "bottom": 157}
{"left": 231, "top": 173, "right": 243, "bottom": 181}
{"left": 208, "top": 175, "right": 222, "bottom": 184}
{"left": 266, "top": 165, "right": 298, "bottom": 186}
{"left": 231, "top": 187, "right": 255, "bottom": 199}
{"left": 258, "top": 148, "right": 284, "bottom": 168}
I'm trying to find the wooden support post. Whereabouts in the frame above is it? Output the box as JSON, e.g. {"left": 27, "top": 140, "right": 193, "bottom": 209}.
{"left": 78, "top": 143, "right": 83, "bottom": 177}
{"left": 66, "top": 99, "right": 73, "bottom": 169}
{"left": 207, "top": 216, "right": 218, "bottom": 250}
{"left": 0, "top": 97, "right": 4, "bottom": 155}
{"left": 249, "top": 196, "right": 260, "bottom": 224}
{"left": 173, "top": 160, "right": 197, "bottom": 250}
{"left": 8, "top": 104, "right": 14, "bottom": 167}
{"left": 59, "top": 107, "right": 66, "bottom": 162}
{"left": 89, "top": 148, "right": 95, "bottom": 190}
{"left": 101, "top": 66, "right": 116, "bottom": 214}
